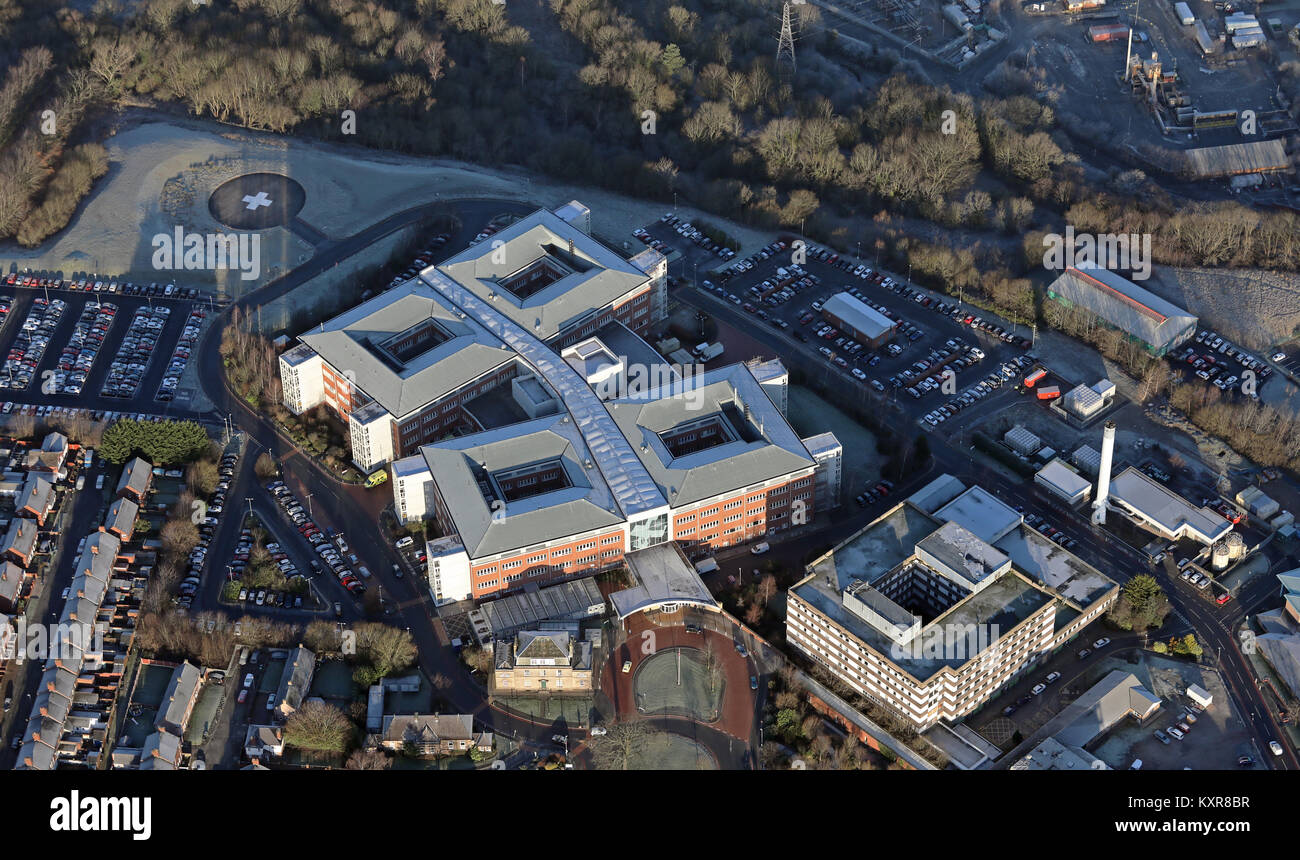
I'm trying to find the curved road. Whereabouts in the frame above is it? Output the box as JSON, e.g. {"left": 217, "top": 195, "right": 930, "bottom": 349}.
{"left": 192, "top": 196, "right": 591, "bottom": 751}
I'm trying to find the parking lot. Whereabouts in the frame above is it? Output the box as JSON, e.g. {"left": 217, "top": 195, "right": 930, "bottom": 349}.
{"left": 691, "top": 240, "right": 1032, "bottom": 428}
{"left": 1171, "top": 327, "right": 1275, "bottom": 399}
{"left": 634, "top": 213, "right": 736, "bottom": 281}
{"left": 0, "top": 286, "right": 215, "bottom": 417}
{"left": 264, "top": 478, "right": 381, "bottom": 613}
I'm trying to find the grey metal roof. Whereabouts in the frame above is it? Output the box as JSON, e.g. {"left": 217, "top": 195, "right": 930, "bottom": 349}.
{"left": 1047, "top": 265, "right": 1197, "bottom": 350}
{"left": 605, "top": 363, "right": 816, "bottom": 508}
{"left": 477, "top": 576, "right": 605, "bottom": 638}
{"left": 435, "top": 208, "right": 652, "bottom": 342}
{"left": 822, "top": 292, "right": 896, "bottom": 340}
{"left": 298, "top": 280, "right": 516, "bottom": 419}
{"left": 421, "top": 414, "right": 625, "bottom": 560}
{"left": 421, "top": 267, "right": 666, "bottom": 518}
{"left": 1051, "top": 670, "right": 1162, "bottom": 750}
{"left": 609, "top": 543, "right": 719, "bottom": 619}
{"left": 1108, "top": 466, "right": 1232, "bottom": 543}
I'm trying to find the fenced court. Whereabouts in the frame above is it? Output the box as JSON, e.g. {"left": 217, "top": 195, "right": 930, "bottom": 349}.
{"left": 633, "top": 647, "right": 724, "bottom": 723}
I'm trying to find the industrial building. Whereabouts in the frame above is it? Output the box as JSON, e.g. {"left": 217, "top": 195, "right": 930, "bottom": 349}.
{"left": 1071, "top": 444, "right": 1102, "bottom": 477}
{"left": 1236, "top": 486, "right": 1280, "bottom": 520}
{"left": 786, "top": 475, "right": 1117, "bottom": 730}
{"left": 1036, "top": 459, "right": 1093, "bottom": 505}
{"left": 1046, "top": 265, "right": 1197, "bottom": 356}
{"left": 1183, "top": 139, "right": 1290, "bottom": 179}
{"left": 1011, "top": 671, "right": 1161, "bottom": 771}
{"left": 1061, "top": 379, "right": 1116, "bottom": 420}
{"left": 1105, "top": 466, "right": 1233, "bottom": 545}
{"left": 820, "top": 292, "right": 897, "bottom": 348}
{"left": 1004, "top": 426, "right": 1041, "bottom": 456}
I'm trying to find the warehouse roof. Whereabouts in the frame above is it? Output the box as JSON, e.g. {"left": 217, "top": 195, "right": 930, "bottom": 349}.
{"left": 435, "top": 208, "right": 653, "bottom": 342}
{"left": 1036, "top": 458, "right": 1092, "bottom": 498}
{"left": 1184, "top": 139, "right": 1289, "bottom": 177}
{"left": 299, "top": 280, "right": 516, "bottom": 419}
{"left": 822, "top": 292, "right": 896, "bottom": 340}
{"left": 1109, "top": 466, "right": 1232, "bottom": 543}
{"left": 1048, "top": 265, "right": 1197, "bottom": 350}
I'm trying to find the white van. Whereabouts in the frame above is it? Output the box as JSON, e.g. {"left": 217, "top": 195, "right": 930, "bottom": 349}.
{"left": 750, "top": 542, "right": 770, "bottom": 555}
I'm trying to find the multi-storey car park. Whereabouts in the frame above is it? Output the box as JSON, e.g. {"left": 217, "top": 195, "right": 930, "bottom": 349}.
{"left": 279, "top": 202, "right": 669, "bottom": 473}
{"left": 786, "top": 476, "right": 1118, "bottom": 732}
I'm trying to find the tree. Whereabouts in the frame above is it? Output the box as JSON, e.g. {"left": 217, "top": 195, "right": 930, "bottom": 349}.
{"left": 463, "top": 645, "right": 494, "bottom": 674}
{"left": 100, "top": 419, "right": 210, "bottom": 465}
{"left": 1108, "top": 574, "right": 1170, "bottom": 633}
{"left": 660, "top": 44, "right": 685, "bottom": 78}
{"left": 188, "top": 459, "right": 218, "bottom": 495}
{"left": 351, "top": 622, "right": 417, "bottom": 678}
{"left": 284, "top": 700, "right": 352, "bottom": 752}
{"left": 589, "top": 720, "right": 657, "bottom": 770}
{"left": 160, "top": 520, "right": 199, "bottom": 561}
{"left": 758, "top": 574, "right": 778, "bottom": 606}
{"left": 254, "top": 452, "right": 279, "bottom": 480}
{"left": 345, "top": 748, "right": 391, "bottom": 770}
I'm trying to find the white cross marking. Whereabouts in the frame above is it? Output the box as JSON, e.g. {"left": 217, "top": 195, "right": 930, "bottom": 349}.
{"left": 243, "top": 192, "right": 273, "bottom": 211}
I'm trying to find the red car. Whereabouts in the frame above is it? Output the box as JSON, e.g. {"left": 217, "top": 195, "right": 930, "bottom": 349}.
{"left": 1215, "top": 593, "right": 1232, "bottom": 605}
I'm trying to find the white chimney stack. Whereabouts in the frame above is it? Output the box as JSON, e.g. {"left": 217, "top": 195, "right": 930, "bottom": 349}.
{"left": 1093, "top": 420, "right": 1116, "bottom": 525}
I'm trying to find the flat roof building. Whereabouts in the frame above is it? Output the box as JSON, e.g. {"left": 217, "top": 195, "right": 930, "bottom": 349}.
{"left": 787, "top": 477, "right": 1117, "bottom": 729}
{"left": 1107, "top": 466, "right": 1233, "bottom": 544}
{"left": 435, "top": 206, "right": 665, "bottom": 345}
{"left": 1036, "top": 459, "right": 1092, "bottom": 505}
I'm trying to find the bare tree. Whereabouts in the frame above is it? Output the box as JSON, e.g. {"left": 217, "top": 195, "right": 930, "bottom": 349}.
{"left": 589, "top": 720, "right": 657, "bottom": 770}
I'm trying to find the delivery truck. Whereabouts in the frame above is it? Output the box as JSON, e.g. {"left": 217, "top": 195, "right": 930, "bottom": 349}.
{"left": 1037, "top": 385, "right": 1061, "bottom": 400}
{"left": 695, "top": 343, "right": 725, "bottom": 361}
{"left": 1023, "top": 367, "right": 1048, "bottom": 387}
